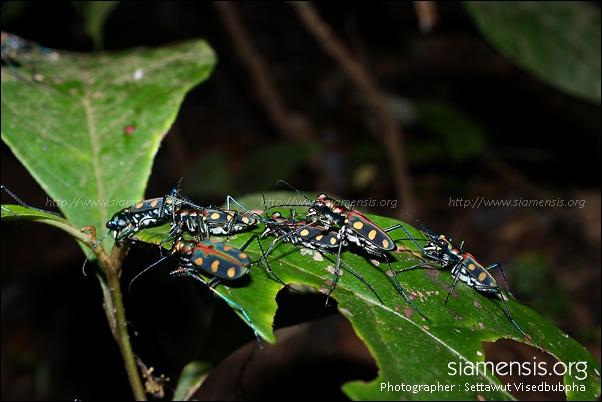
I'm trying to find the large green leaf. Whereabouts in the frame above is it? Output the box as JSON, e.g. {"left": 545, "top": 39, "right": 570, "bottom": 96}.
{"left": 134, "top": 191, "right": 601, "bottom": 401}
{"left": 464, "top": 1, "right": 601, "bottom": 103}
{"left": 1, "top": 38, "right": 216, "bottom": 254}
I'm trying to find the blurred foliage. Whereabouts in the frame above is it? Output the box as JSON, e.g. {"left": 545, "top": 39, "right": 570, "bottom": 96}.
{"left": 464, "top": 1, "right": 601, "bottom": 103}
{"left": 71, "top": 1, "right": 120, "bottom": 50}
{"left": 412, "top": 100, "right": 486, "bottom": 163}
{"left": 511, "top": 251, "right": 571, "bottom": 322}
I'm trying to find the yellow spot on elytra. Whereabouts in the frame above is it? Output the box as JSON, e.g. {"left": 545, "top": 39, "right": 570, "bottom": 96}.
{"left": 468, "top": 263, "right": 476, "bottom": 271}
{"left": 239, "top": 253, "right": 248, "bottom": 260}
{"left": 301, "top": 229, "right": 309, "bottom": 236}
{"left": 490, "top": 281, "right": 496, "bottom": 287}
{"left": 136, "top": 202, "right": 143, "bottom": 208}
{"left": 211, "top": 212, "right": 220, "bottom": 220}
{"left": 151, "top": 200, "right": 159, "bottom": 207}
{"left": 242, "top": 217, "right": 249, "bottom": 224}
{"left": 478, "top": 272, "right": 487, "bottom": 282}
{"left": 353, "top": 221, "right": 364, "bottom": 230}
{"left": 330, "top": 237, "right": 337, "bottom": 245}
{"left": 211, "top": 260, "right": 220, "bottom": 272}
{"left": 315, "top": 234, "right": 323, "bottom": 241}
{"left": 194, "top": 257, "right": 203, "bottom": 266}
{"left": 223, "top": 246, "right": 232, "bottom": 252}
{"left": 227, "top": 267, "right": 236, "bottom": 278}
{"left": 226, "top": 214, "right": 233, "bottom": 221}
{"left": 368, "top": 229, "right": 377, "bottom": 240}
{"left": 382, "top": 239, "right": 390, "bottom": 248}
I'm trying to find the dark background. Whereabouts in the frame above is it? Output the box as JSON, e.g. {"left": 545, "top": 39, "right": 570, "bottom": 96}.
{"left": 1, "top": 2, "right": 600, "bottom": 400}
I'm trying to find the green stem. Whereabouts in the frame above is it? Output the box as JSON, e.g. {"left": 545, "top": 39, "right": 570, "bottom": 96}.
{"left": 103, "top": 242, "right": 147, "bottom": 401}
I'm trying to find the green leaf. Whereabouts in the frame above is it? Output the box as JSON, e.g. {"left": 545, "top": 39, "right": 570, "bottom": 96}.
{"left": 1, "top": 203, "right": 64, "bottom": 222}
{"left": 1, "top": 203, "right": 91, "bottom": 243}
{"left": 134, "top": 191, "right": 601, "bottom": 401}
{"left": 1, "top": 38, "right": 217, "bottom": 256}
{"left": 464, "top": 1, "right": 601, "bottom": 103}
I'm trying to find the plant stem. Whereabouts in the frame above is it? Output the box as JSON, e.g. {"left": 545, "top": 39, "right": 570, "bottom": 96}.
{"left": 103, "top": 242, "right": 147, "bottom": 400}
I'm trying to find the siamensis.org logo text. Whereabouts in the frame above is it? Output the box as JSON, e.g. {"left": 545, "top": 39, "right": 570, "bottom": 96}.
{"left": 448, "top": 359, "right": 587, "bottom": 381}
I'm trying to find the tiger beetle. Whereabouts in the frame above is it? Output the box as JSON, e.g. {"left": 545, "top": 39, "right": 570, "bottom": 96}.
{"left": 396, "top": 221, "right": 542, "bottom": 351}
{"left": 220, "top": 194, "right": 384, "bottom": 298}
{"left": 133, "top": 236, "right": 263, "bottom": 348}
{"left": 1, "top": 185, "right": 61, "bottom": 219}
{"left": 166, "top": 192, "right": 290, "bottom": 287}
{"left": 83, "top": 189, "right": 260, "bottom": 274}
{"left": 105, "top": 189, "right": 258, "bottom": 244}
{"left": 1, "top": 31, "right": 58, "bottom": 82}
{"left": 92, "top": 188, "right": 289, "bottom": 287}
{"left": 259, "top": 209, "right": 384, "bottom": 305}
{"left": 83, "top": 189, "right": 195, "bottom": 274}
{"left": 105, "top": 188, "right": 199, "bottom": 243}
{"left": 268, "top": 181, "right": 432, "bottom": 323}
{"left": 171, "top": 205, "right": 259, "bottom": 242}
